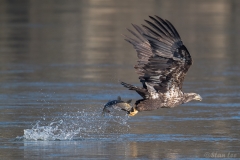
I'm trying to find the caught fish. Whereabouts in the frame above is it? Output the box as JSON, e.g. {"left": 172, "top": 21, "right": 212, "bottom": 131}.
{"left": 103, "top": 96, "right": 133, "bottom": 114}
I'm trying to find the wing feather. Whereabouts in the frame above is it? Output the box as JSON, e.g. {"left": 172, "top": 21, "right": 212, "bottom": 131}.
{"left": 124, "top": 15, "right": 192, "bottom": 97}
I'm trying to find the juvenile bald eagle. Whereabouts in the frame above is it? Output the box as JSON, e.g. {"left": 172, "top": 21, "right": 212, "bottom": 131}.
{"left": 121, "top": 15, "right": 202, "bottom": 116}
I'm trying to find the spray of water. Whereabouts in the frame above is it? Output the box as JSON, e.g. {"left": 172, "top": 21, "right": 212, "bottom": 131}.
{"left": 23, "top": 109, "right": 130, "bottom": 141}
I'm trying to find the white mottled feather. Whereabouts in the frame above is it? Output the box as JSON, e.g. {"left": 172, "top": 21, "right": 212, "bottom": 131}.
{"left": 146, "top": 83, "right": 159, "bottom": 99}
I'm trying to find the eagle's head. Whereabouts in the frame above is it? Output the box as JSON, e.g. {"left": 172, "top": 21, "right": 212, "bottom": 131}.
{"left": 184, "top": 93, "right": 202, "bottom": 103}
{"left": 192, "top": 93, "right": 202, "bottom": 101}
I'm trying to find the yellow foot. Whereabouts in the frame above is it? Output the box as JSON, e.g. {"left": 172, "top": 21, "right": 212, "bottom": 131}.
{"left": 128, "top": 108, "right": 138, "bottom": 116}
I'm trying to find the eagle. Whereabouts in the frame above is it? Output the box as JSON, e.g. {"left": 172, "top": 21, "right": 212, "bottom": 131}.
{"left": 121, "top": 15, "right": 202, "bottom": 116}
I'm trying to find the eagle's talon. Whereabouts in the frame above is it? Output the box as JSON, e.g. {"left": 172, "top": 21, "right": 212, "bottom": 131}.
{"left": 128, "top": 108, "right": 138, "bottom": 116}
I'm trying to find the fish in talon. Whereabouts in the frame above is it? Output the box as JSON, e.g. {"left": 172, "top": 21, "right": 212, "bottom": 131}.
{"left": 102, "top": 96, "right": 133, "bottom": 115}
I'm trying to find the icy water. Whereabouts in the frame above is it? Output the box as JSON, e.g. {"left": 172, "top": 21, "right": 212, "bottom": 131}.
{"left": 1, "top": 0, "right": 240, "bottom": 159}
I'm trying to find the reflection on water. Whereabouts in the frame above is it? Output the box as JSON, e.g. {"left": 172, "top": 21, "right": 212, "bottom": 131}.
{"left": 0, "top": 0, "right": 240, "bottom": 159}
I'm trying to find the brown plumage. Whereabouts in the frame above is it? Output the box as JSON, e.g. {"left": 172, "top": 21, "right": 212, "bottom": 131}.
{"left": 121, "top": 15, "right": 202, "bottom": 115}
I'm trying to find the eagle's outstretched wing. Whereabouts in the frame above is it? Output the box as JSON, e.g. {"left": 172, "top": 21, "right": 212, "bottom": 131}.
{"left": 123, "top": 16, "right": 192, "bottom": 95}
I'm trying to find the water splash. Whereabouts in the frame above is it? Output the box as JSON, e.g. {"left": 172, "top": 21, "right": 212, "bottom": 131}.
{"left": 23, "top": 109, "right": 130, "bottom": 141}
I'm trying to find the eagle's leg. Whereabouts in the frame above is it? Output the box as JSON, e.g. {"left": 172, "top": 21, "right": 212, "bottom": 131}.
{"left": 128, "top": 107, "right": 138, "bottom": 116}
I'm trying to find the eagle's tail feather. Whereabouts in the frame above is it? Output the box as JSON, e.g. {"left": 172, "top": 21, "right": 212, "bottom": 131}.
{"left": 120, "top": 81, "right": 148, "bottom": 98}
{"left": 121, "top": 81, "right": 140, "bottom": 91}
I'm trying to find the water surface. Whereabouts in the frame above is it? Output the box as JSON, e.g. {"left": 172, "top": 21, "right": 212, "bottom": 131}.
{"left": 0, "top": 0, "right": 240, "bottom": 159}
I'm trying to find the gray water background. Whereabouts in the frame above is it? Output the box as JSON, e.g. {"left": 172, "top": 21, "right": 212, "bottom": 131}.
{"left": 0, "top": 0, "right": 240, "bottom": 159}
